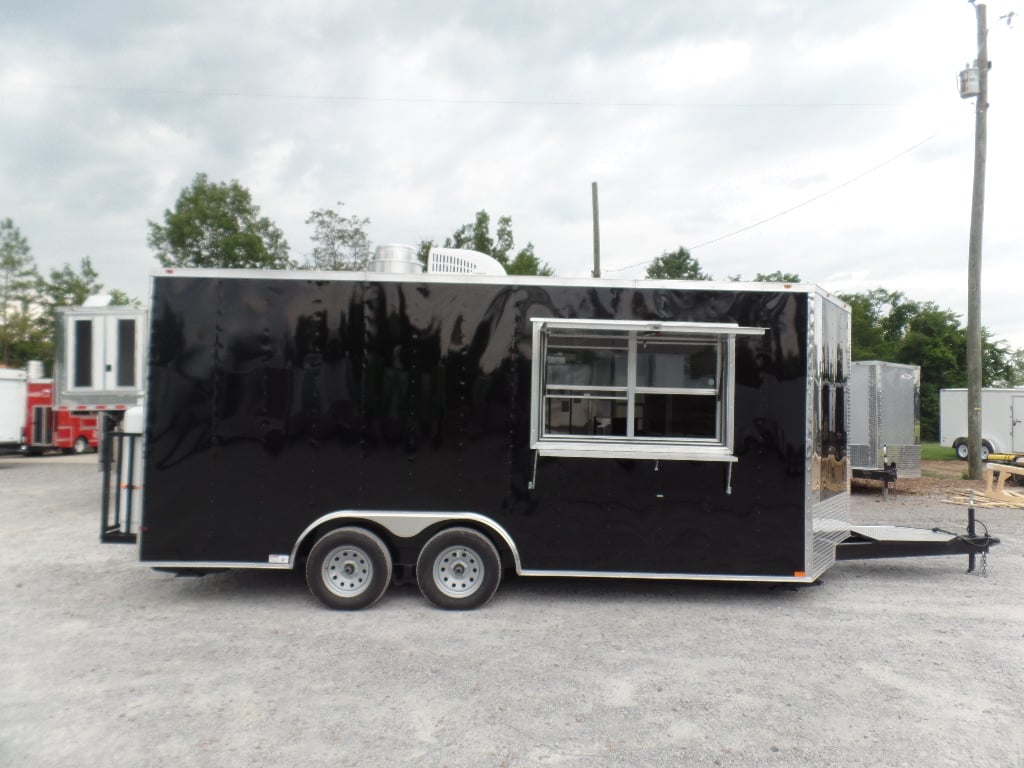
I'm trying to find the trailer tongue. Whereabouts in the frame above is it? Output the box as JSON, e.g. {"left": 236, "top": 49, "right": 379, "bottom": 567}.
{"left": 836, "top": 523, "right": 997, "bottom": 564}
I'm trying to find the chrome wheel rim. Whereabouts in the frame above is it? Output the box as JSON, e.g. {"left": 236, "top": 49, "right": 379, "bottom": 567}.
{"left": 433, "top": 545, "right": 484, "bottom": 598}
{"left": 322, "top": 544, "right": 373, "bottom": 598}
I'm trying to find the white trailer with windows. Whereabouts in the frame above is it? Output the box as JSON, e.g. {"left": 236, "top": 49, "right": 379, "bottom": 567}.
{"left": 940, "top": 388, "right": 1024, "bottom": 459}
{"left": 52, "top": 297, "right": 147, "bottom": 450}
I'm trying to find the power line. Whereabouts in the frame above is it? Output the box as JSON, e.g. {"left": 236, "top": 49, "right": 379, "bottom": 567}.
{"left": 2, "top": 80, "right": 906, "bottom": 109}
{"left": 606, "top": 129, "right": 946, "bottom": 273}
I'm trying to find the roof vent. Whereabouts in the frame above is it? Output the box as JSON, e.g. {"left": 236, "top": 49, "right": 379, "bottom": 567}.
{"left": 368, "top": 244, "right": 423, "bottom": 274}
{"left": 427, "top": 248, "right": 506, "bottom": 276}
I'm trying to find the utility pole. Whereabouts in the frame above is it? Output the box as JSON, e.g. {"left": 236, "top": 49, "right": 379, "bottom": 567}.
{"left": 966, "top": 1, "right": 988, "bottom": 480}
{"left": 591, "top": 182, "right": 601, "bottom": 278}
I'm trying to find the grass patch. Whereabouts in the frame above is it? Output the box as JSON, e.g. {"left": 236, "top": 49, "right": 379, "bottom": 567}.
{"left": 921, "top": 442, "right": 956, "bottom": 461}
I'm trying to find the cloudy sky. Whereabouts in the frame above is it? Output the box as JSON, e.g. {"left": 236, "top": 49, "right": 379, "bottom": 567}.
{"left": 3, "top": 1, "right": 1021, "bottom": 348}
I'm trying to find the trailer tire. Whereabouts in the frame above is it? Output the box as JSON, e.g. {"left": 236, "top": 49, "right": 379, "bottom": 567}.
{"left": 953, "top": 439, "right": 992, "bottom": 461}
{"left": 306, "top": 527, "right": 392, "bottom": 610}
{"left": 416, "top": 527, "right": 501, "bottom": 610}
{"left": 72, "top": 436, "right": 90, "bottom": 454}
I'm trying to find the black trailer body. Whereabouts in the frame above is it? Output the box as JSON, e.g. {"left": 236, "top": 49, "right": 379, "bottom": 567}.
{"left": 130, "top": 268, "right": 857, "bottom": 605}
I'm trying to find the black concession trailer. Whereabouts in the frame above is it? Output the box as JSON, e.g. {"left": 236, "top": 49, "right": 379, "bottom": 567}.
{"left": 101, "top": 254, "right": 997, "bottom": 609}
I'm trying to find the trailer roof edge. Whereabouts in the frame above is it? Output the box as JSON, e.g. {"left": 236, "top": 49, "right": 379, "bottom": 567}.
{"left": 149, "top": 267, "right": 849, "bottom": 306}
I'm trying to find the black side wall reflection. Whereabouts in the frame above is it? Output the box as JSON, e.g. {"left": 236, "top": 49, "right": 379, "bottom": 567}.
{"left": 142, "top": 276, "right": 824, "bottom": 577}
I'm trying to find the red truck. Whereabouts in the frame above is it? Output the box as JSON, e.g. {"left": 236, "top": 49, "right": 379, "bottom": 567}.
{"left": 21, "top": 378, "right": 114, "bottom": 454}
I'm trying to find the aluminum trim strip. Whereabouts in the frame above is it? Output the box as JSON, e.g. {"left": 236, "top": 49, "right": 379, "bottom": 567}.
{"left": 517, "top": 569, "right": 817, "bottom": 583}
{"left": 138, "top": 560, "right": 817, "bottom": 584}
{"left": 529, "top": 317, "right": 767, "bottom": 335}
{"left": 139, "top": 561, "right": 291, "bottom": 570}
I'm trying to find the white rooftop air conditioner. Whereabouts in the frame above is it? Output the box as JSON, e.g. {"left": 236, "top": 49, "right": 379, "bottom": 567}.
{"left": 427, "top": 248, "right": 507, "bottom": 276}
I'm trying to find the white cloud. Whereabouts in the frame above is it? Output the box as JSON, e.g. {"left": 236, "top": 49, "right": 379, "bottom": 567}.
{"left": 0, "top": 0, "right": 1021, "bottom": 350}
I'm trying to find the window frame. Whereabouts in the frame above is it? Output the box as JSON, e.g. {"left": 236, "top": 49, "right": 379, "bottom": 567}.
{"left": 529, "top": 318, "right": 765, "bottom": 463}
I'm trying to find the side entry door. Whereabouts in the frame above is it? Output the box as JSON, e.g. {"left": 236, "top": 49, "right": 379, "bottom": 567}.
{"left": 1013, "top": 396, "right": 1024, "bottom": 452}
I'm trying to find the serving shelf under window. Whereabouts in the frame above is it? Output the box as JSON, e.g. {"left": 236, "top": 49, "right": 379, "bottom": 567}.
{"left": 535, "top": 440, "right": 738, "bottom": 463}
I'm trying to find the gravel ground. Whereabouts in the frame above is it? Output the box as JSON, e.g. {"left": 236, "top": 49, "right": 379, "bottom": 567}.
{"left": 1, "top": 454, "right": 1021, "bottom": 768}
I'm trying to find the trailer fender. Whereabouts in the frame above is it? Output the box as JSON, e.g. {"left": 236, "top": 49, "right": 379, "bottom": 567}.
{"left": 290, "top": 511, "right": 523, "bottom": 573}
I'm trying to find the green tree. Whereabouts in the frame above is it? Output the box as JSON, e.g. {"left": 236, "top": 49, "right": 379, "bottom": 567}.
{"left": 421, "top": 210, "right": 553, "bottom": 275}
{"left": 493, "top": 215, "right": 552, "bottom": 276}
{"left": 448, "top": 210, "right": 494, "bottom": 255}
{"left": 41, "top": 257, "right": 103, "bottom": 310}
{"left": 108, "top": 289, "right": 138, "bottom": 307}
{"left": 416, "top": 239, "right": 434, "bottom": 268}
{"left": 998, "top": 347, "right": 1024, "bottom": 387}
{"left": 1, "top": 218, "right": 41, "bottom": 367}
{"left": 30, "top": 257, "right": 136, "bottom": 367}
{"left": 30, "top": 257, "right": 105, "bottom": 366}
{"left": 840, "top": 289, "right": 899, "bottom": 361}
{"left": 504, "top": 242, "right": 549, "bottom": 276}
{"left": 979, "top": 333, "right": 1016, "bottom": 389}
{"left": 753, "top": 271, "right": 801, "bottom": 283}
{"left": 838, "top": 287, "right": 1018, "bottom": 440}
{"left": 147, "top": 173, "right": 292, "bottom": 269}
{"left": 304, "top": 203, "right": 372, "bottom": 270}
{"left": 1, "top": 219, "right": 136, "bottom": 371}
{"left": 728, "top": 271, "right": 802, "bottom": 283}
{"left": 645, "top": 247, "right": 711, "bottom": 280}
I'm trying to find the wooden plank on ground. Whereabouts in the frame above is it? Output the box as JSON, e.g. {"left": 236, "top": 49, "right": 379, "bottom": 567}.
{"left": 944, "top": 486, "right": 1024, "bottom": 509}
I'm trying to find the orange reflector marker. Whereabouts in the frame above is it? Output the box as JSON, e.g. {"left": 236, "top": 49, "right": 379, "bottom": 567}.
{"left": 793, "top": 571, "right": 806, "bottom": 577}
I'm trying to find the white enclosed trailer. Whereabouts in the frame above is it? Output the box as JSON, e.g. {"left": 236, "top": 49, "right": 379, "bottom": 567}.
{"left": 1, "top": 367, "right": 28, "bottom": 450}
{"left": 939, "top": 388, "right": 1024, "bottom": 459}
{"left": 850, "top": 361, "right": 921, "bottom": 480}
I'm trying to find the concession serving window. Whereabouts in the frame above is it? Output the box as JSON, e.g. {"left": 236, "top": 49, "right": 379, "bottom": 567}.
{"left": 529, "top": 318, "right": 765, "bottom": 462}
